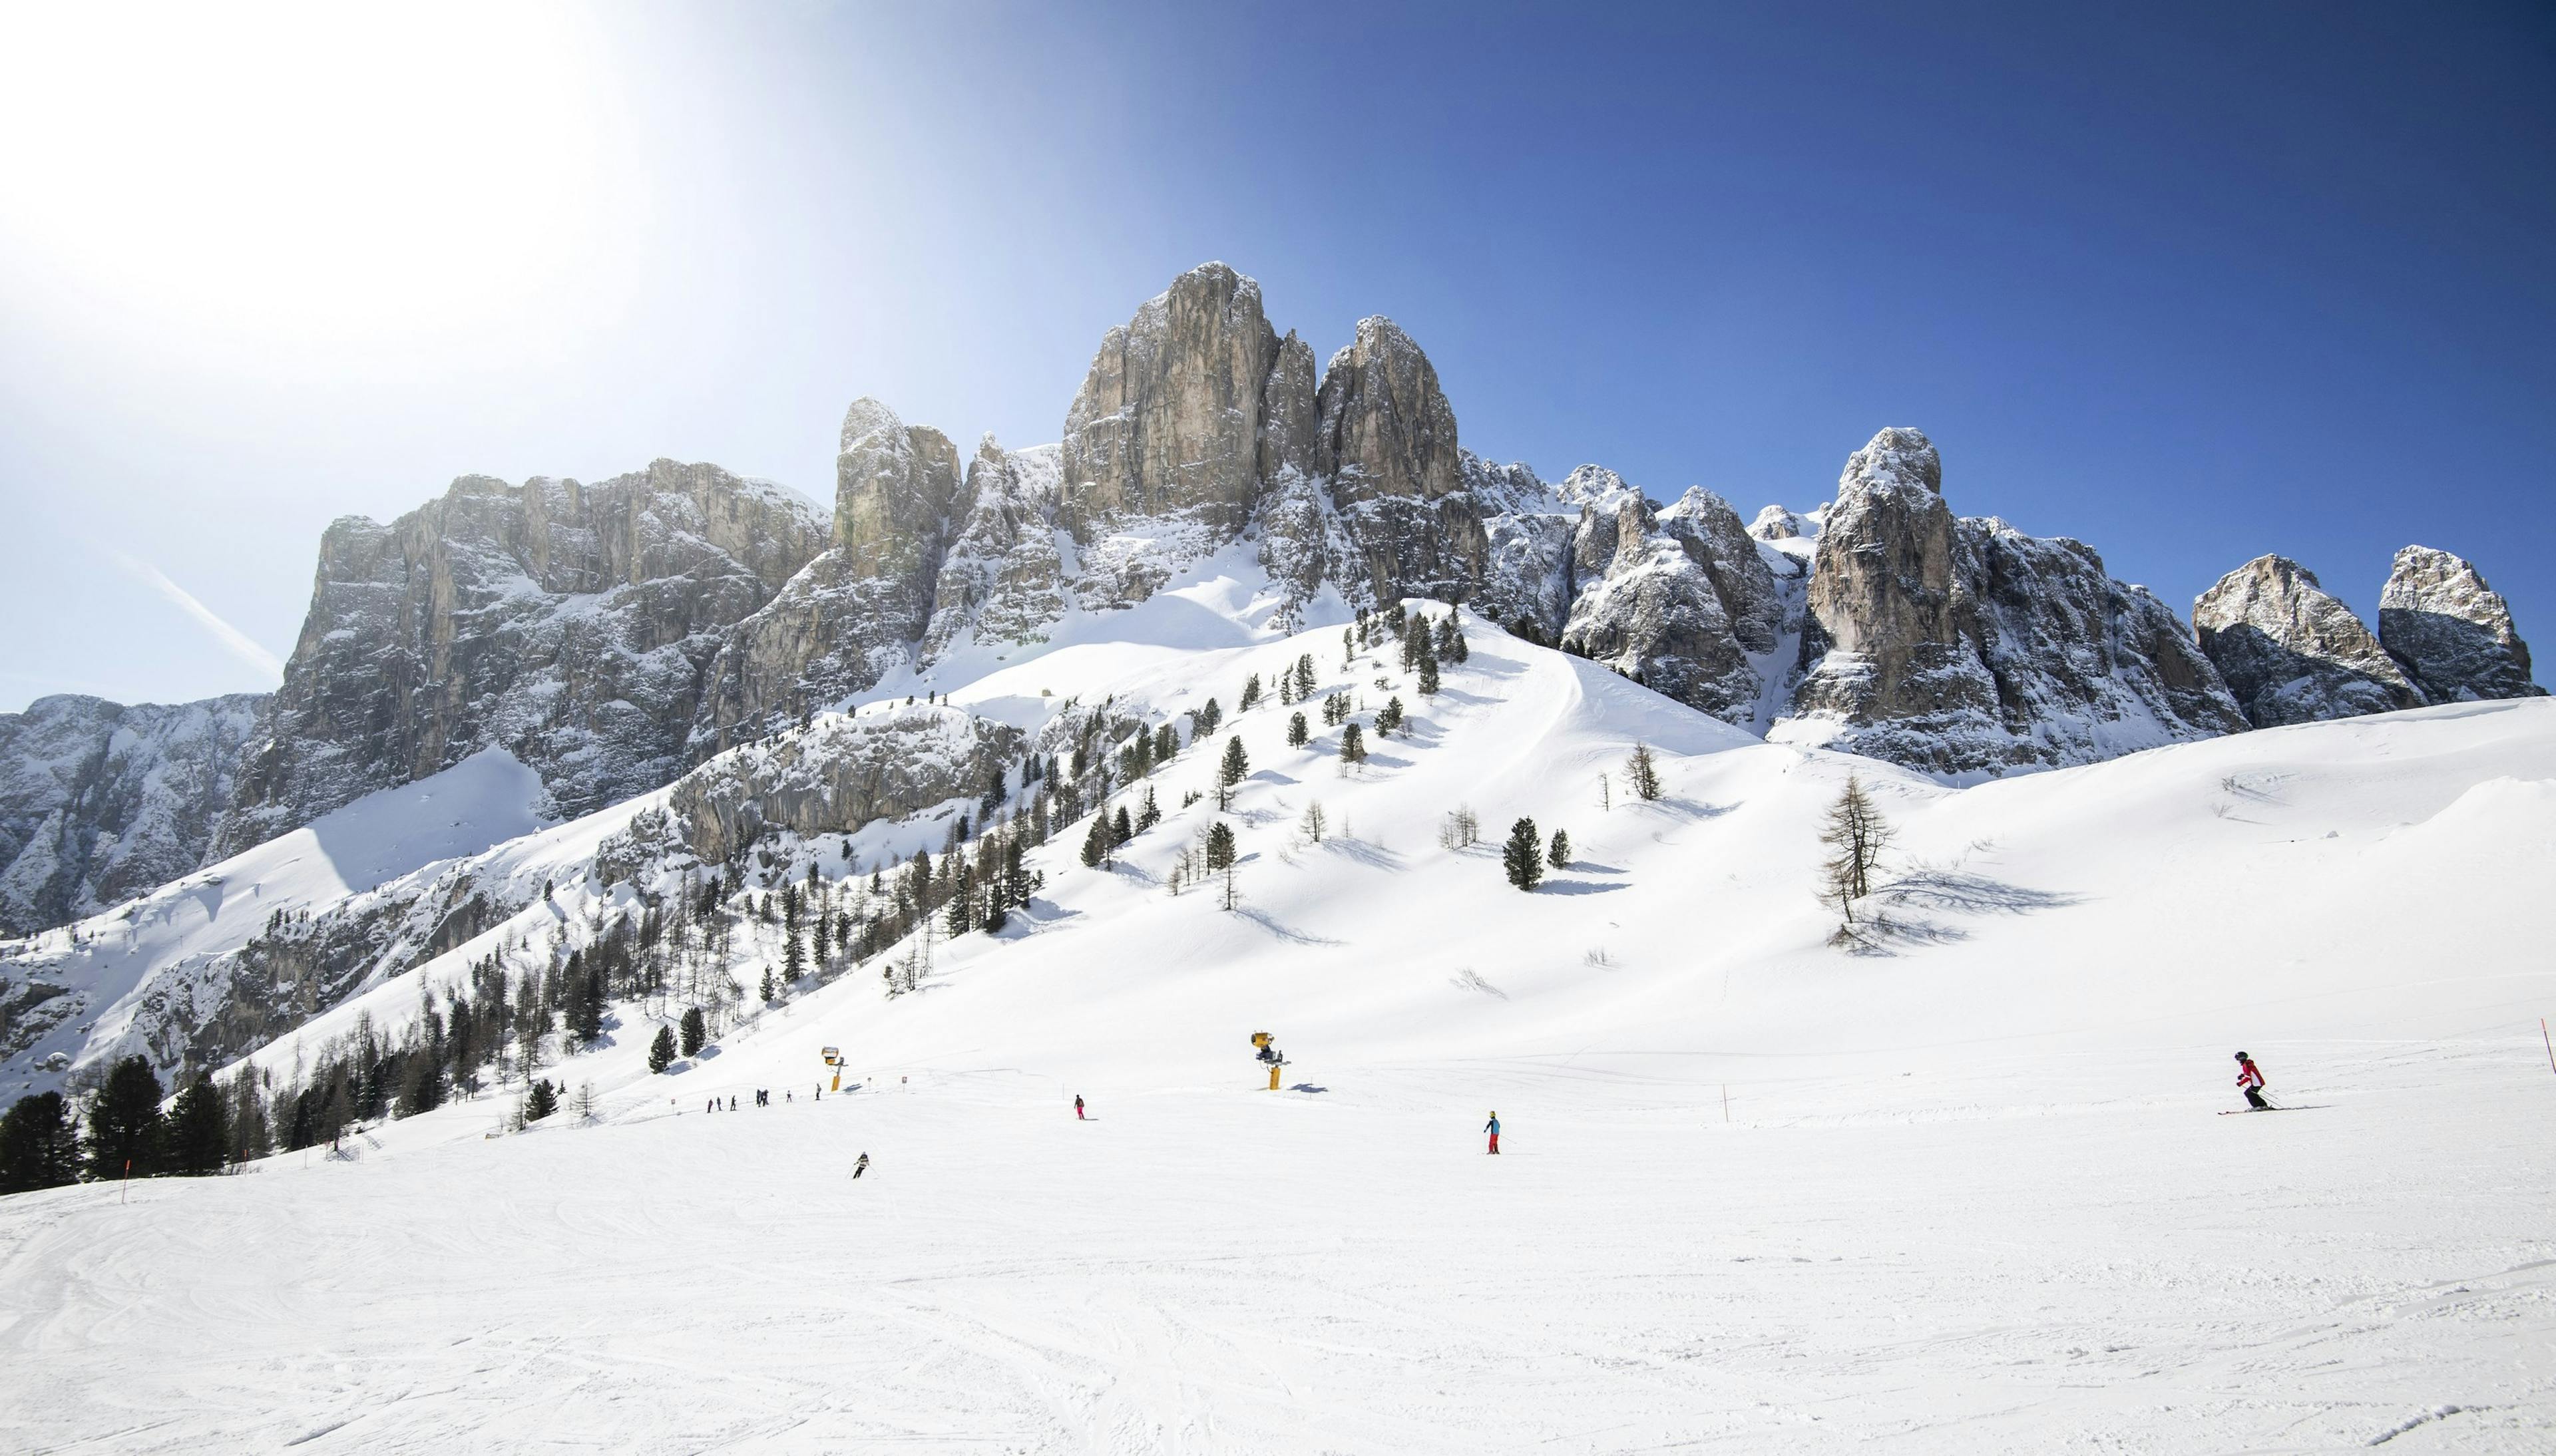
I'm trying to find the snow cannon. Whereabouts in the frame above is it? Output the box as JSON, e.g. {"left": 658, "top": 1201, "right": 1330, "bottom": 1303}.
{"left": 1251, "top": 1031, "right": 1285, "bottom": 1091}
{"left": 822, "top": 1045, "right": 843, "bottom": 1092}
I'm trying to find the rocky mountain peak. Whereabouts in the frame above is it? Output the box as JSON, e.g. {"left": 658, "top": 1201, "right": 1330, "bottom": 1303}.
{"left": 2378, "top": 546, "right": 2541, "bottom": 703}
{"left": 1788, "top": 429, "right": 2243, "bottom": 775}
{"left": 1317, "top": 316, "right": 1460, "bottom": 508}
{"left": 1059, "top": 261, "right": 1283, "bottom": 540}
{"left": 217, "top": 460, "right": 829, "bottom": 855}
{"left": 1841, "top": 427, "right": 1942, "bottom": 497}
{"left": 2191, "top": 555, "right": 2423, "bottom": 728}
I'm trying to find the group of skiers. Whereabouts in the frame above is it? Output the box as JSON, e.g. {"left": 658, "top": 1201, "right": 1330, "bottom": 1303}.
{"left": 1462, "top": 1056, "right": 2271, "bottom": 1157}
{"left": 735, "top": 1054, "right": 2272, "bottom": 1185}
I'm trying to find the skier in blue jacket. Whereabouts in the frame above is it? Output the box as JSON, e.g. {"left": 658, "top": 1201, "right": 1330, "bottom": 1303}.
{"left": 1484, "top": 1111, "right": 1501, "bottom": 1155}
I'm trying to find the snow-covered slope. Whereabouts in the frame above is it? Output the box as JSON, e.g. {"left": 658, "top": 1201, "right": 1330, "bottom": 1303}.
{"left": 0, "top": 749, "right": 545, "bottom": 1089}
{"left": 5, "top": 610, "right": 2553, "bottom": 1452}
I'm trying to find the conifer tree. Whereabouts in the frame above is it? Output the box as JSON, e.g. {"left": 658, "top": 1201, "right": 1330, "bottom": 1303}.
{"left": 1416, "top": 653, "right": 1440, "bottom": 695}
{"left": 1287, "top": 711, "right": 1309, "bottom": 747}
{"left": 759, "top": 966, "right": 777, "bottom": 1003}
{"left": 399, "top": 1053, "right": 443, "bottom": 1119}
{"left": 1339, "top": 721, "right": 1367, "bottom": 764}
{"left": 1154, "top": 723, "right": 1178, "bottom": 761}
{"left": 166, "top": 1077, "right": 228, "bottom": 1175}
{"left": 1217, "top": 735, "right": 1250, "bottom": 811}
{"left": 1204, "top": 820, "right": 1237, "bottom": 870}
{"left": 1137, "top": 786, "right": 1162, "bottom": 832}
{"left": 1081, "top": 809, "right": 1113, "bottom": 868}
{"left": 1625, "top": 743, "right": 1663, "bottom": 801}
{"left": 1436, "top": 613, "right": 1468, "bottom": 662}
{"left": 1004, "top": 836, "right": 1034, "bottom": 906}
{"left": 1503, "top": 817, "right": 1545, "bottom": 891}
{"left": 1342, "top": 628, "right": 1355, "bottom": 666}
{"left": 680, "top": 1005, "right": 707, "bottom": 1056}
{"left": 648, "top": 1024, "right": 678, "bottom": 1073}
{"left": 523, "top": 1078, "right": 558, "bottom": 1122}
{"left": 1295, "top": 653, "right": 1317, "bottom": 699}
{"left": 1548, "top": 828, "right": 1571, "bottom": 868}
{"left": 1194, "top": 698, "right": 1222, "bottom": 736}
{"left": 0, "top": 1092, "right": 80, "bottom": 1192}
{"left": 1240, "top": 673, "right": 1262, "bottom": 711}
{"left": 783, "top": 924, "right": 805, "bottom": 982}
{"left": 946, "top": 868, "right": 974, "bottom": 936}
{"left": 1817, "top": 775, "right": 1896, "bottom": 924}
{"left": 1377, "top": 697, "right": 1404, "bottom": 735}
{"left": 85, "top": 1055, "right": 166, "bottom": 1181}
{"left": 226, "top": 1067, "right": 270, "bottom": 1164}
{"left": 1113, "top": 804, "right": 1134, "bottom": 844}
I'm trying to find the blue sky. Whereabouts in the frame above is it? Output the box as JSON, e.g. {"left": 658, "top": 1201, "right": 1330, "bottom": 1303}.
{"left": 3, "top": 1, "right": 2549, "bottom": 710}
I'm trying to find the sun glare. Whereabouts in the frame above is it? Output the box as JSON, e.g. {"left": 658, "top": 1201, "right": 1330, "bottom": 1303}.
{"left": 0, "top": 3, "right": 620, "bottom": 352}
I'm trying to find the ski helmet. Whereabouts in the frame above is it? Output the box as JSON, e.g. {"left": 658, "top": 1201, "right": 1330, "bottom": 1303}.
{"left": 2234, "top": 1051, "right": 2250, "bottom": 1061}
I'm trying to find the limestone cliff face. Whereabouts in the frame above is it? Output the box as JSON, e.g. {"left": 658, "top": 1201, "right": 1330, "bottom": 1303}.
{"left": 0, "top": 693, "right": 268, "bottom": 936}
{"left": 2193, "top": 556, "right": 2424, "bottom": 728}
{"left": 1060, "top": 262, "right": 1283, "bottom": 543}
{"left": 835, "top": 397, "right": 968, "bottom": 635}
{"left": 1787, "top": 430, "right": 2244, "bottom": 775}
{"left": 1318, "top": 317, "right": 1460, "bottom": 508}
{"left": 220, "top": 460, "right": 829, "bottom": 854}
{"left": 2378, "top": 546, "right": 2541, "bottom": 703}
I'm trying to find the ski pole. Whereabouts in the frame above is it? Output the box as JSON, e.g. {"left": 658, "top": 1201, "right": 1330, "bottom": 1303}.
{"left": 2542, "top": 1017, "right": 2554, "bottom": 1077}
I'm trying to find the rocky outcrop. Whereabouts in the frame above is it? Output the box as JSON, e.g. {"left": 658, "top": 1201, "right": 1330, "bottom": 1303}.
{"left": 1472, "top": 452, "right": 1574, "bottom": 644}
{"left": 220, "top": 460, "right": 829, "bottom": 854}
{"left": 1789, "top": 431, "right": 1994, "bottom": 747}
{"left": 2378, "top": 546, "right": 2541, "bottom": 703}
{"left": 1787, "top": 430, "right": 2246, "bottom": 775}
{"left": 923, "top": 440, "right": 1067, "bottom": 658}
{"left": 2193, "top": 556, "right": 2424, "bottom": 728}
{"left": 1318, "top": 317, "right": 1460, "bottom": 507}
{"left": 835, "top": 398, "right": 968, "bottom": 639}
{"left": 1061, "top": 262, "right": 1284, "bottom": 541}
{"left": 668, "top": 706, "right": 1024, "bottom": 864}
{"left": 1560, "top": 484, "right": 1782, "bottom": 723}
{"left": 0, "top": 693, "right": 267, "bottom": 936}
{"left": 1750, "top": 505, "right": 1814, "bottom": 542}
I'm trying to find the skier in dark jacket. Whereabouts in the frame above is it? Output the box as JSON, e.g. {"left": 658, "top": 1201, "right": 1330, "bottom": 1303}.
{"left": 2235, "top": 1052, "right": 2268, "bottom": 1110}
{"left": 852, "top": 1152, "right": 869, "bottom": 1179}
{"left": 1484, "top": 1112, "right": 1501, "bottom": 1155}
{"left": 1074, "top": 1094, "right": 1085, "bottom": 1120}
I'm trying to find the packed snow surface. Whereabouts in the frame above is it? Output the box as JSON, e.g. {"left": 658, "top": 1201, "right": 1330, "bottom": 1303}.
{"left": 5, "top": 620, "right": 2553, "bottom": 1453}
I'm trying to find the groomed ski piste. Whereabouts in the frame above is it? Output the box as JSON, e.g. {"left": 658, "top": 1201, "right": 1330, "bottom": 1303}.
{"left": 5, "top": 560, "right": 2553, "bottom": 1453}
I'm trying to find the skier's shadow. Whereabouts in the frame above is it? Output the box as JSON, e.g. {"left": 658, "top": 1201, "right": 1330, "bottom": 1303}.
{"left": 1288, "top": 1083, "right": 1328, "bottom": 1094}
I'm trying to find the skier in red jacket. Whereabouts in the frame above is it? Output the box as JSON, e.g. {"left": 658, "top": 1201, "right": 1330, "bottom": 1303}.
{"left": 2235, "top": 1051, "right": 2268, "bottom": 1110}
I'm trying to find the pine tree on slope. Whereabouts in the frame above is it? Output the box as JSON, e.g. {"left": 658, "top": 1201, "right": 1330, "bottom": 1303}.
{"left": 166, "top": 1077, "right": 230, "bottom": 1175}
{"left": 1503, "top": 818, "right": 1545, "bottom": 892}
{"left": 85, "top": 1055, "right": 166, "bottom": 1181}
{"left": 1217, "top": 735, "right": 1250, "bottom": 811}
{"left": 0, "top": 1092, "right": 81, "bottom": 1192}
